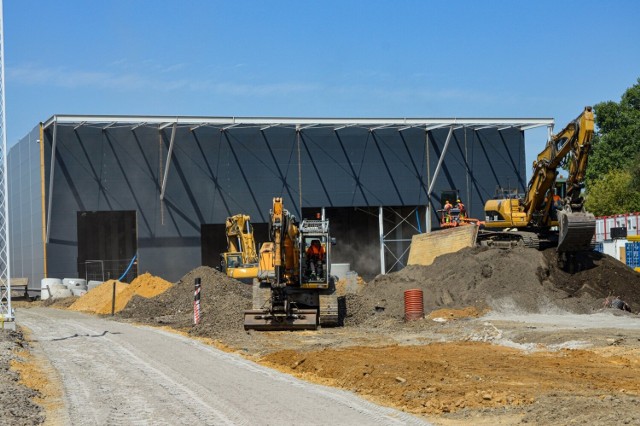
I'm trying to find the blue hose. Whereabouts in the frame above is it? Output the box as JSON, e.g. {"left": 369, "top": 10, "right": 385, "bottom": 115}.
{"left": 416, "top": 210, "right": 422, "bottom": 233}
{"left": 119, "top": 254, "right": 138, "bottom": 282}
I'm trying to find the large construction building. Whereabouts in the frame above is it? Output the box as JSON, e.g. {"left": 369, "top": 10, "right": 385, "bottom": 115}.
{"left": 8, "top": 114, "right": 552, "bottom": 285}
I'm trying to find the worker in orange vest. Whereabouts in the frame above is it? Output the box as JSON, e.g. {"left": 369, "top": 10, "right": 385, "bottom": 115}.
{"left": 306, "top": 240, "right": 325, "bottom": 278}
{"left": 456, "top": 199, "right": 466, "bottom": 219}
{"left": 444, "top": 200, "right": 453, "bottom": 223}
{"left": 551, "top": 191, "right": 562, "bottom": 220}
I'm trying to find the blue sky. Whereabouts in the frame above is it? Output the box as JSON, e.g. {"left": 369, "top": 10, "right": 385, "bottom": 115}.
{"left": 4, "top": 0, "right": 640, "bottom": 169}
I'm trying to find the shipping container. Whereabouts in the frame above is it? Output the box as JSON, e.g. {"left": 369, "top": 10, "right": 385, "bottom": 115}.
{"left": 595, "top": 213, "right": 640, "bottom": 242}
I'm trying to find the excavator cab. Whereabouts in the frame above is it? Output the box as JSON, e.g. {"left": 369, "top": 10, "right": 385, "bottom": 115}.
{"left": 303, "top": 237, "right": 328, "bottom": 283}
{"left": 299, "top": 221, "right": 332, "bottom": 288}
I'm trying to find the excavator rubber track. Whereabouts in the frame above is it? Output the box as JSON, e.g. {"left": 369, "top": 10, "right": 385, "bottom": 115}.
{"left": 243, "top": 281, "right": 319, "bottom": 331}
{"left": 557, "top": 211, "right": 596, "bottom": 252}
{"left": 477, "top": 230, "right": 540, "bottom": 249}
{"left": 318, "top": 293, "right": 339, "bottom": 326}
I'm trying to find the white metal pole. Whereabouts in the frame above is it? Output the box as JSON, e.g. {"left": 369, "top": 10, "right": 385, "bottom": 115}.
{"left": 0, "top": 0, "right": 12, "bottom": 324}
{"left": 379, "top": 206, "right": 385, "bottom": 274}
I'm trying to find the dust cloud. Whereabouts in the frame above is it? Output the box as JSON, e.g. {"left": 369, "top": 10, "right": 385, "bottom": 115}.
{"left": 332, "top": 241, "right": 381, "bottom": 279}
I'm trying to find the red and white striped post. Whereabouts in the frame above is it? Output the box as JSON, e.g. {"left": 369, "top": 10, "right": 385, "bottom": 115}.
{"left": 193, "top": 278, "right": 201, "bottom": 325}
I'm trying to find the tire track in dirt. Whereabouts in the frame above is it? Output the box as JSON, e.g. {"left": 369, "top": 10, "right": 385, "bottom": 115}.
{"left": 18, "top": 308, "right": 430, "bottom": 425}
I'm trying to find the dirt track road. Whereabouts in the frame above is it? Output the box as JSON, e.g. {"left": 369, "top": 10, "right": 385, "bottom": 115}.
{"left": 18, "top": 308, "right": 428, "bottom": 425}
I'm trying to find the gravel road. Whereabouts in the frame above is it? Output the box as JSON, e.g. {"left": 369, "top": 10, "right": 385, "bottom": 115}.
{"left": 17, "top": 308, "right": 428, "bottom": 425}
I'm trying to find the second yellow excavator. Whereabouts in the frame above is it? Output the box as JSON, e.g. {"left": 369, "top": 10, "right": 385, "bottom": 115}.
{"left": 481, "top": 106, "right": 596, "bottom": 268}
{"left": 220, "top": 214, "right": 259, "bottom": 283}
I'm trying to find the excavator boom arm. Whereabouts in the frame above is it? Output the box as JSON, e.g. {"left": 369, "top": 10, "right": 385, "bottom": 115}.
{"left": 225, "top": 214, "right": 259, "bottom": 265}
{"left": 523, "top": 106, "right": 594, "bottom": 223}
{"left": 482, "top": 107, "right": 596, "bottom": 255}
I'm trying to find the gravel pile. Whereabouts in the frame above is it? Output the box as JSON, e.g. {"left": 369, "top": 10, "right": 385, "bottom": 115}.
{"left": 119, "top": 266, "right": 252, "bottom": 340}
{"left": 120, "top": 246, "right": 640, "bottom": 337}
{"left": 346, "top": 247, "right": 640, "bottom": 327}
{"left": 0, "top": 329, "right": 44, "bottom": 425}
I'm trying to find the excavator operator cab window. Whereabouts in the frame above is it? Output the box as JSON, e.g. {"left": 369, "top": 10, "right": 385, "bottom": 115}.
{"left": 304, "top": 237, "right": 326, "bottom": 280}
{"left": 226, "top": 254, "right": 241, "bottom": 269}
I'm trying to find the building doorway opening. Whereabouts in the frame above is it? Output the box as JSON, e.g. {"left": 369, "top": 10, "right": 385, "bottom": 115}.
{"left": 77, "top": 211, "right": 138, "bottom": 283}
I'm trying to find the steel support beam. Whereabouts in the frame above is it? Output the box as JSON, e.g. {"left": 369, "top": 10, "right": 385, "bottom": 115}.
{"left": 45, "top": 121, "right": 57, "bottom": 243}
{"left": 41, "top": 114, "right": 555, "bottom": 132}
{"left": 426, "top": 129, "right": 432, "bottom": 233}
{"left": 427, "top": 125, "right": 454, "bottom": 197}
{"left": 424, "top": 126, "right": 454, "bottom": 234}
{"left": 379, "top": 206, "right": 385, "bottom": 275}
{"left": 160, "top": 123, "right": 177, "bottom": 201}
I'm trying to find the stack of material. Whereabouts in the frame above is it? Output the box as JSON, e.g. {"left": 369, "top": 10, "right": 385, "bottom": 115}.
{"left": 407, "top": 225, "right": 478, "bottom": 266}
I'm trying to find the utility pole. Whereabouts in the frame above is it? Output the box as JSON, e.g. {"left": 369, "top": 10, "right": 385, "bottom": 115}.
{"left": 0, "top": 0, "right": 14, "bottom": 329}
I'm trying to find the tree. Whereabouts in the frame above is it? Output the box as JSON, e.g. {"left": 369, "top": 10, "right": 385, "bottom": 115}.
{"left": 585, "top": 169, "right": 640, "bottom": 216}
{"left": 586, "top": 78, "right": 640, "bottom": 185}
{"left": 585, "top": 78, "right": 640, "bottom": 215}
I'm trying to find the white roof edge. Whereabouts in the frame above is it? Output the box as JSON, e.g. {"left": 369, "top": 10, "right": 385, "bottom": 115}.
{"left": 42, "top": 114, "right": 555, "bottom": 131}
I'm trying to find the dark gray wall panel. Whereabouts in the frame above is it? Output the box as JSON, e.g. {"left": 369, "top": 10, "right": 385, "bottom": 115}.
{"left": 8, "top": 127, "right": 45, "bottom": 289}
{"left": 34, "top": 121, "right": 526, "bottom": 282}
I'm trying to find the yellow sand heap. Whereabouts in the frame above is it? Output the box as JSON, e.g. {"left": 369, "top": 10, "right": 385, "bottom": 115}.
{"left": 67, "top": 273, "right": 173, "bottom": 315}
{"left": 68, "top": 280, "right": 128, "bottom": 314}
{"left": 110, "top": 272, "right": 173, "bottom": 313}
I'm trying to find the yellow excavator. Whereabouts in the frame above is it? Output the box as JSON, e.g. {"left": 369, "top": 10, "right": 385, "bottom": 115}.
{"left": 243, "top": 197, "right": 340, "bottom": 330}
{"left": 220, "top": 214, "right": 259, "bottom": 283}
{"left": 481, "top": 106, "right": 596, "bottom": 268}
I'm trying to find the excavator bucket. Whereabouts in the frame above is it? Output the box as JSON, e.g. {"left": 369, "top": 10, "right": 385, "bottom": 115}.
{"left": 243, "top": 309, "right": 318, "bottom": 331}
{"left": 557, "top": 210, "right": 596, "bottom": 252}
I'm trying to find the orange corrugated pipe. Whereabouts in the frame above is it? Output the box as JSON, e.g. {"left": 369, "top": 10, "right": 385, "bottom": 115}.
{"left": 404, "top": 289, "right": 424, "bottom": 321}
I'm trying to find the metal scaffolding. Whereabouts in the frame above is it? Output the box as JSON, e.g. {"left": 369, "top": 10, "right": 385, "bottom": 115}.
{"left": 0, "top": 0, "right": 13, "bottom": 327}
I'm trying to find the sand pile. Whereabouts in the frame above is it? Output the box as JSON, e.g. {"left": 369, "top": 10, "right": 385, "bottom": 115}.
{"left": 119, "top": 266, "right": 252, "bottom": 340}
{"left": 68, "top": 280, "right": 128, "bottom": 314}
{"left": 111, "top": 273, "right": 173, "bottom": 313}
{"left": 68, "top": 274, "right": 173, "bottom": 315}
{"left": 346, "top": 246, "right": 640, "bottom": 326}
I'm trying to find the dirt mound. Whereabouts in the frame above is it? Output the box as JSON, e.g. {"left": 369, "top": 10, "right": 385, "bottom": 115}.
{"left": 260, "top": 342, "right": 640, "bottom": 418}
{"left": 119, "top": 266, "right": 252, "bottom": 340}
{"left": 0, "top": 329, "right": 45, "bottom": 425}
{"left": 543, "top": 250, "right": 640, "bottom": 309}
{"left": 346, "top": 246, "right": 640, "bottom": 326}
{"left": 111, "top": 273, "right": 173, "bottom": 313}
{"left": 68, "top": 280, "right": 128, "bottom": 314}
